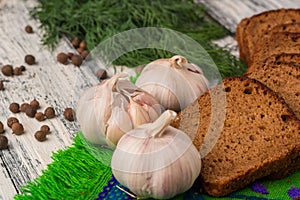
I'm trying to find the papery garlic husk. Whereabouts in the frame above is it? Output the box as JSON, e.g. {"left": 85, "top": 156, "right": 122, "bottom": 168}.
{"left": 111, "top": 110, "right": 201, "bottom": 199}
{"left": 135, "top": 55, "right": 209, "bottom": 112}
{"left": 76, "top": 73, "right": 163, "bottom": 148}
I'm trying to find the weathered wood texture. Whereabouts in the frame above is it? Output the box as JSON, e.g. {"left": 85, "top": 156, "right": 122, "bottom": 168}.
{"left": 0, "top": 0, "right": 300, "bottom": 199}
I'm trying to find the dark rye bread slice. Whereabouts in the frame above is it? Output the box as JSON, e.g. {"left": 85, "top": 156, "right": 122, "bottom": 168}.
{"left": 172, "top": 76, "right": 300, "bottom": 197}
{"left": 246, "top": 53, "right": 300, "bottom": 74}
{"left": 236, "top": 9, "right": 300, "bottom": 64}
{"left": 249, "top": 32, "right": 300, "bottom": 68}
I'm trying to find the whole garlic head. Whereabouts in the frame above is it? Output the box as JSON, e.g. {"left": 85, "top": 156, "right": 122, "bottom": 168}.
{"left": 136, "top": 55, "right": 209, "bottom": 112}
{"left": 111, "top": 110, "right": 201, "bottom": 199}
{"left": 76, "top": 73, "right": 162, "bottom": 148}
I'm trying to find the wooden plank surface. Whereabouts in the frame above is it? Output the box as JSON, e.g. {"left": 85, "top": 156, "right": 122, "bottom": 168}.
{"left": 0, "top": 0, "right": 300, "bottom": 199}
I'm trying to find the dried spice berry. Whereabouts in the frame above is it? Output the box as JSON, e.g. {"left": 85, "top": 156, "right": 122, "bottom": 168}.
{"left": 0, "top": 81, "right": 4, "bottom": 91}
{"left": 1, "top": 65, "right": 13, "bottom": 76}
{"left": 71, "top": 55, "right": 83, "bottom": 67}
{"left": 96, "top": 69, "right": 107, "bottom": 79}
{"left": 81, "top": 50, "right": 89, "bottom": 59}
{"left": 7, "top": 117, "right": 19, "bottom": 128}
{"left": 71, "top": 38, "right": 81, "bottom": 48}
{"left": 9, "top": 102, "right": 20, "bottom": 113}
{"left": 35, "top": 112, "right": 45, "bottom": 121}
{"left": 30, "top": 99, "right": 40, "bottom": 110}
{"left": 25, "top": 55, "right": 35, "bottom": 65}
{"left": 64, "top": 107, "right": 75, "bottom": 121}
{"left": 44, "top": 107, "right": 55, "bottom": 119}
{"left": 20, "top": 103, "right": 30, "bottom": 112}
{"left": 40, "top": 125, "right": 50, "bottom": 134}
{"left": 79, "top": 40, "right": 87, "bottom": 49}
{"left": 25, "top": 105, "right": 37, "bottom": 118}
{"left": 13, "top": 67, "right": 22, "bottom": 76}
{"left": 57, "top": 52, "right": 69, "bottom": 65}
{"left": 0, "top": 121, "right": 4, "bottom": 133}
{"left": 34, "top": 130, "right": 47, "bottom": 142}
{"left": 25, "top": 25, "right": 33, "bottom": 33}
{"left": 20, "top": 65, "right": 26, "bottom": 71}
{"left": 12, "top": 122, "right": 24, "bottom": 135}
{"left": 0, "top": 135, "right": 8, "bottom": 150}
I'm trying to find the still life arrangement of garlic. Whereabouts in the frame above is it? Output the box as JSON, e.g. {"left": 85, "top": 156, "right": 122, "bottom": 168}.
{"left": 136, "top": 55, "right": 209, "bottom": 111}
{"left": 76, "top": 55, "right": 208, "bottom": 198}
{"left": 111, "top": 110, "right": 201, "bottom": 199}
{"left": 76, "top": 73, "right": 162, "bottom": 148}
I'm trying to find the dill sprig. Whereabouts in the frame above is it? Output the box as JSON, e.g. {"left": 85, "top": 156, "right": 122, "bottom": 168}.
{"left": 30, "top": 0, "right": 247, "bottom": 78}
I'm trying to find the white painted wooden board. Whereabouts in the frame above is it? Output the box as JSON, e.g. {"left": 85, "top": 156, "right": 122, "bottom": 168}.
{"left": 0, "top": 0, "right": 300, "bottom": 200}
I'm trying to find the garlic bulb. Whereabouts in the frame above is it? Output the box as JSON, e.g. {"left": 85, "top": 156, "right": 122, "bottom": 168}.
{"left": 111, "top": 110, "right": 201, "bottom": 199}
{"left": 76, "top": 73, "right": 162, "bottom": 148}
{"left": 136, "top": 55, "right": 209, "bottom": 111}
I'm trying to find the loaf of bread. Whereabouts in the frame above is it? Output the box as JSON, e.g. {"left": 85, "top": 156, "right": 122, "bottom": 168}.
{"left": 236, "top": 9, "right": 300, "bottom": 64}
{"left": 172, "top": 76, "right": 300, "bottom": 197}
{"left": 250, "top": 32, "right": 300, "bottom": 68}
{"left": 247, "top": 53, "right": 300, "bottom": 74}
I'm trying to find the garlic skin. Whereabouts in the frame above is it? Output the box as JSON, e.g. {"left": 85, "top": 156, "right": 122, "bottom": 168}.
{"left": 111, "top": 110, "right": 201, "bottom": 199}
{"left": 76, "top": 73, "right": 162, "bottom": 148}
{"left": 136, "top": 55, "right": 209, "bottom": 111}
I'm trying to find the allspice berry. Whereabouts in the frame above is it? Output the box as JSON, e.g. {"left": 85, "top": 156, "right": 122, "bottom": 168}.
{"left": 30, "top": 99, "right": 40, "bottom": 110}
{"left": 71, "top": 38, "right": 81, "bottom": 48}
{"left": 1, "top": 65, "right": 13, "bottom": 76}
{"left": 44, "top": 107, "right": 55, "bottom": 119}
{"left": 9, "top": 102, "right": 20, "bottom": 113}
{"left": 25, "top": 105, "right": 37, "bottom": 118}
{"left": 64, "top": 107, "right": 75, "bottom": 121}
{"left": 20, "top": 65, "right": 26, "bottom": 71}
{"left": 79, "top": 40, "right": 87, "bottom": 49}
{"left": 34, "top": 131, "right": 47, "bottom": 142}
{"left": 12, "top": 122, "right": 24, "bottom": 135}
{"left": 25, "top": 55, "right": 35, "bottom": 65}
{"left": 0, "top": 121, "right": 4, "bottom": 133}
{"left": 71, "top": 55, "right": 83, "bottom": 67}
{"left": 7, "top": 117, "right": 19, "bottom": 128}
{"left": 57, "top": 52, "right": 69, "bottom": 65}
{"left": 35, "top": 112, "right": 45, "bottom": 121}
{"left": 40, "top": 125, "right": 50, "bottom": 134}
{"left": 0, "top": 81, "right": 4, "bottom": 91}
{"left": 13, "top": 67, "right": 22, "bottom": 76}
{"left": 25, "top": 25, "right": 33, "bottom": 33}
{"left": 0, "top": 135, "right": 8, "bottom": 150}
{"left": 20, "top": 103, "right": 30, "bottom": 112}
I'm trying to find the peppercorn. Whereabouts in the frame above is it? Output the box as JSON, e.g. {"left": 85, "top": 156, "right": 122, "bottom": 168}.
{"left": 64, "top": 107, "right": 75, "bottom": 121}
{"left": 71, "top": 38, "right": 81, "bottom": 48}
{"left": 25, "top": 55, "right": 35, "bottom": 65}
{"left": 12, "top": 122, "right": 24, "bottom": 135}
{"left": 35, "top": 112, "right": 45, "bottom": 121}
{"left": 30, "top": 99, "right": 40, "bottom": 110}
{"left": 96, "top": 69, "right": 107, "bottom": 80}
{"left": 20, "top": 65, "right": 26, "bottom": 71}
{"left": 20, "top": 103, "right": 30, "bottom": 112}
{"left": 71, "top": 55, "right": 83, "bottom": 67}
{"left": 40, "top": 125, "right": 50, "bottom": 134}
{"left": 13, "top": 67, "right": 22, "bottom": 76}
{"left": 25, "top": 105, "right": 37, "bottom": 118}
{"left": 0, "top": 135, "right": 8, "bottom": 150}
{"left": 1, "top": 65, "right": 13, "bottom": 76}
{"left": 9, "top": 102, "right": 20, "bottom": 113}
{"left": 67, "top": 52, "right": 74, "bottom": 59}
{"left": 57, "top": 52, "right": 69, "bottom": 65}
{"left": 7, "top": 117, "right": 19, "bottom": 128}
{"left": 0, "top": 81, "right": 4, "bottom": 91}
{"left": 79, "top": 40, "right": 87, "bottom": 49}
{"left": 0, "top": 121, "right": 4, "bottom": 133}
{"left": 81, "top": 50, "right": 89, "bottom": 59}
{"left": 34, "top": 130, "right": 47, "bottom": 142}
{"left": 25, "top": 25, "right": 33, "bottom": 33}
{"left": 44, "top": 107, "right": 55, "bottom": 119}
